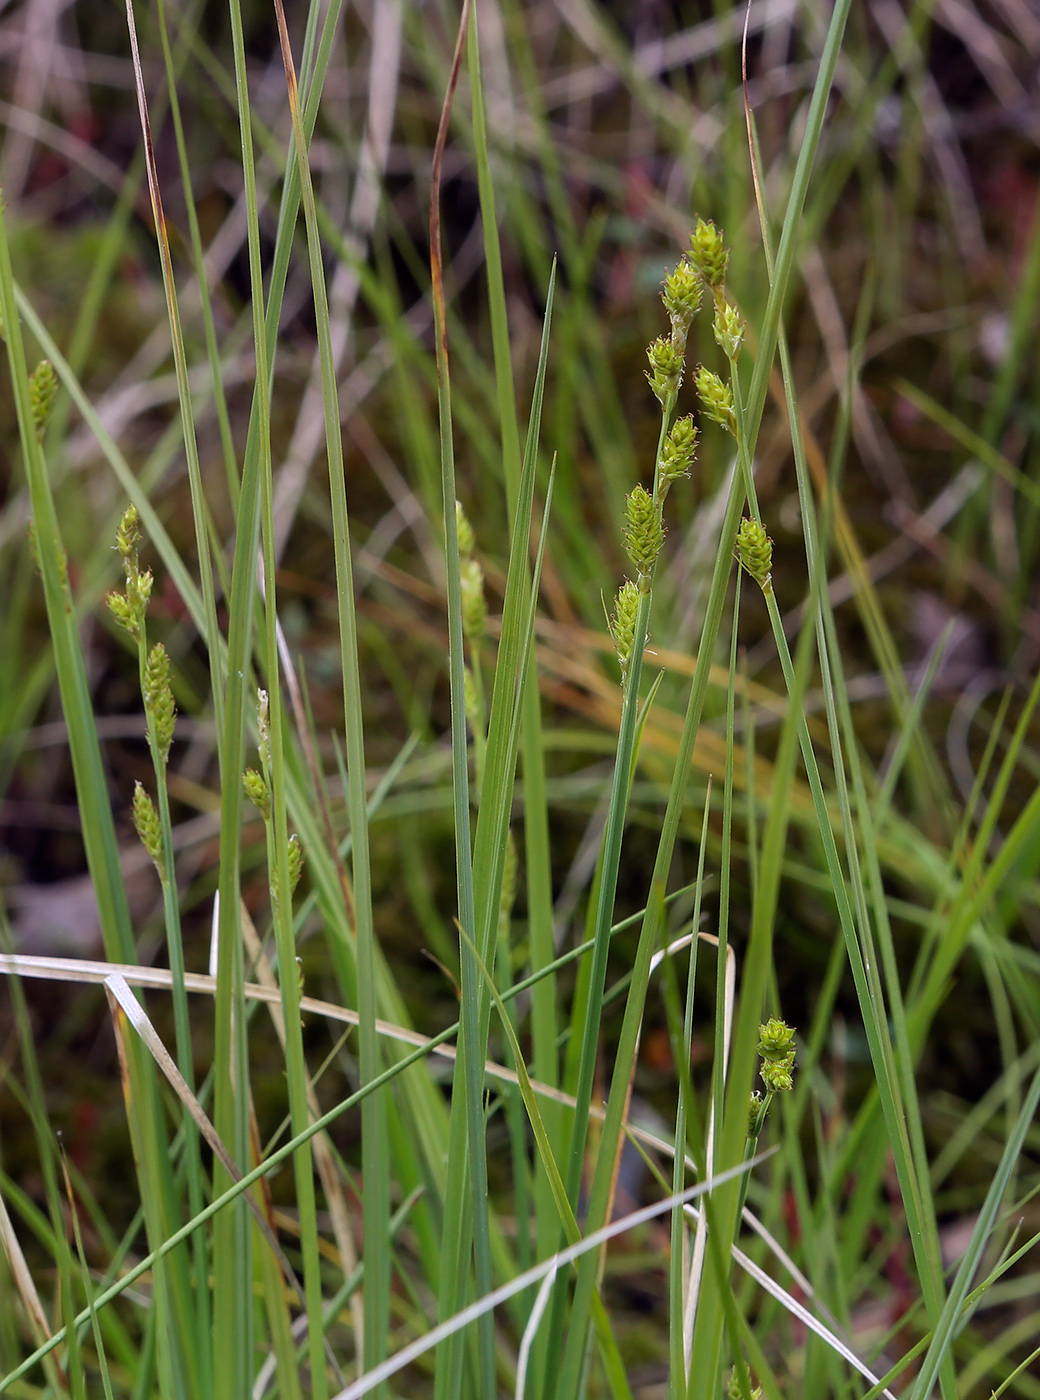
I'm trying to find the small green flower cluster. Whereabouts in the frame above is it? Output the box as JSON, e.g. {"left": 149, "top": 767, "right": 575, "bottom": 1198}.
{"left": 456, "top": 499, "right": 489, "bottom": 740}
{"left": 29, "top": 360, "right": 57, "bottom": 440}
{"left": 658, "top": 415, "right": 698, "bottom": 504}
{"left": 133, "top": 781, "right": 165, "bottom": 881}
{"left": 107, "top": 505, "right": 152, "bottom": 641}
{"left": 106, "top": 506, "right": 182, "bottom": 881}
{"left": 687, "top": 218, "right": 744, "bottom": 440}
{"left": 242, "top": 687, "right": 306, "bottom": 913}
{"left": 757, "top": 1016, "right": 796, "bottom": 1094}
{"left": 725, "top": 1367, "right": 762, "bottom": 1400}
{"left": 609, "top": 232, "right": 720, "bottom": 678}
{"left": 144, "top": 643, "right": 176, "bottom": 765}
{"left": 499, "top": 828, "right": 519, "bottom": 946}
{"left": 608, "top": 579, "right": 640, "bottom": 683}
{"left": 609, "top": 217, "right": 769, "bottom": 679}
{"left": 458, "top": 499, "right": 487, "bottom": 643}
{"left": 690, "top": 219, "right": 730, "bottom": 291}
{"left": 735, "top": 517, "right": 773, "bottom": 593}
{"left": 243, "top": 767, "right": 271, "bottom": 821}
{"left": 621, "top": 484, "right": 663, "bottom": 581}
{"left": 687, "top": 221, "right": 779, "bottom": 596}
{"left": 694, "top": 366, "right": 736, "bottom": 436}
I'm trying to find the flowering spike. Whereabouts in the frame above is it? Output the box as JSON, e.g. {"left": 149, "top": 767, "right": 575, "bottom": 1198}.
{"left": 646, "top": 335, "right": 684, "bottom": 405}
{"left": 463, "top": 665, "right": 482, "bottom": 736}
{"left": 243, "top": 768, "right": 271, "bottom": 821}
{"left": 757, "top": 1017, "right": 796, "bottom": 1094}
{"left": 115, "top": 505, "right": 141, "bottom": 570}
{"left": 144, "top": 643, "right": 176, "bottom": 763}
{"left": 758, "top": 1016, "right": 795, "bottom": 1061}
{"left": 689, "top": 218, "right": 730, "bottom": 290}
{"left": 499, "top": 830, "right": 518, "bottom": 928}
{"left": 257, "top": 690, "right": 270, "bottom": 769}
{"left": 694, "top": 366, "right": 737, "bottom": 435}
{"left": 726, "top": 1368, "right": 762, "bottom": 1400}
{"left": 460, "top": 557, "right": 487, "bottom": 640}
{"left": 760, "top": 1056, "right": 795, "bottom": 1094}
{"left": 455, "top": 500, "right": 475, "bottom": 558}
{"left": 29, "top": 360, "right": 57, "bottom": 439}
{"left": 287, "top": 834, "right": 304, "bottom": 894}
{"left": 713, "top": 301, "right": 745, "bottom": 360}
{"left": 133, "top": 782, "right": 165, "bottom": 880}
{"left": 622, "top": 483, "right": 664, "bottom": 580}
{"left": 608, "top": 579, "right": 640, "bottom": 681}
{"left": 662, "top": 258, "right": 702, "bottom": 344}
{"left": 735, "top": 518, "right": 773, "bottom": 592}
{"left": 658, "top": 415, "right": 698, "bottom": 500}
{"left": 107, "top": 590, "right": 139, "bottom": 638}
{"left": 747, "top": 1091, "right": 766, "bottom": 1137}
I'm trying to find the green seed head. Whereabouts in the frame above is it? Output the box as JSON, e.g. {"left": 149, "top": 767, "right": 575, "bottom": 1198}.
{"left": 133, "top": 568, "right": 153, "bottom": 612}
{"left": 257, "top": 689, "right": 270, "bottom": 768}
{"left": 115, "top": 505, "right": 141, "bottom": 569}
{"left": 747, "top": 1091, "right": 766, "bottom": 1137}
{"left": 144, "top": 643, "right": 176, "bottom": 763}
{"left": 658, "top": 415, "right": 699, "bottom": 498}
{"left": 758, "top": 1016, "right": 795, "bottom": 1060}
{"left": 287, "top": 834, "right": 304, "bottom": 894}
{"left": 460, "top": 556, "right": 487, "bottom": 640}
{"left": 760, "top": 1056, "right": 795, "bottom": 1094}
{"left": 694, "top": 366, "right": 737, "bottom": 434}
{"left": 463, "top": 665, "right": 481, "bottom": 736}
{"left": 109, "top": 505, "right": 152, "bottom": 633}
{"left": 500, "top": 829, "right": 519, "bottom": 925}
{"left": 713, "top": 300, "right": 745, "bottom": 360}
{"left": 107, "top": 589, "right": 140, "bottom": 639}
{"left": 646, "top": 335, "right": 685, "bottom": 405}
{"left": 133, "top": 781, "right": 165, "bottom": 879}
{"left": 725, "top": 1368, "right": 762, "bottom": 1400}
{"left": 689, "top": 218, "right": 730, "bottom": 290}
{"left": 29, "top": 360, "right": 57, "bottom": 439}
{"left": 243, "top": 768, "right": 271, "bottom": 821}
{"left": 455, "top": 500, "right": 475, "bottom": 559}
{"left": 608, "top": 579, "right": 640, "bottom": 681}
{"left": 662, "top": 258, "right": 702, "bottom": 341}
{"left": 757, "top": 1017, "right": 796, "bottom": 1093}
{"left": 622, "top": 483, "right": 664, "bottom": 578}
{"left": 736, "top": 517, "right": 773, "bottom": 591}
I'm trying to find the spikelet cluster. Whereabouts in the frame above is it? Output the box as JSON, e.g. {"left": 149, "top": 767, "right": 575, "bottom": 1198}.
{"left": 144, "top": 643, "right": 176, "bottom": 763}
{"left": 735, "top": 517, "right": 773, "bottom": 592}
{"left": 725, "top": 1368, "right": 762, "bottom": 1400}
{"left": 29, "top": 360, "right": 57, "bottom": 439}
{"left": 133, "top": 781, "right": 165, "bottom": 881}
{"left": 689, "top": 219, "right": 730, "bottom": 291}
{"left": 646, "top": 336, "right": 684, "bottom": 405}
{"left": 107, "top": 504, "right": 153, "bottom": 640}
{"left": 622, "top": 484, "right": 664, "bottom": 582}
{"left": 757, "top": 1017, "right": 796, "bottom": 1094}
{"left": 608, "top": 580, "right": 640, "bottom": 681}
{"left": 713, "top": 301, "right": 744, "bottom": 360}
{"left": 694, "top": 366, "right": 736, "bottom": 435}
{"left": 243, "top": 768, "right": 271, "bottom": 821}
{"left": 658, "top": 416, "right": 698, "bottom": 502}
{"left": 456, "top": 501, "right": 487, "bottom": 642}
